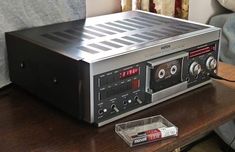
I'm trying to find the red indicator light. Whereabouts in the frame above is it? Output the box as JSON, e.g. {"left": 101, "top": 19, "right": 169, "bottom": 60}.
{"left": 120, "top": 67, "right": 140, "bottom": 79}
{"left": 132, "top": 79, "right": 140, "bottom": 89}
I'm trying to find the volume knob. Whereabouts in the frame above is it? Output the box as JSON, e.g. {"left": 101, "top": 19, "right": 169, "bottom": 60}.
{"left": 206, "top": 56, "right": 217, "bottom": 70}
{"left": 190, "top": 62, "right": 202, "bottom": 76}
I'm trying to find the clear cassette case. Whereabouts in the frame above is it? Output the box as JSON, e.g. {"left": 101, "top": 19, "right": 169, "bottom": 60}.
{"left": 115, "top": 115, "right": 178, "bottom": 147}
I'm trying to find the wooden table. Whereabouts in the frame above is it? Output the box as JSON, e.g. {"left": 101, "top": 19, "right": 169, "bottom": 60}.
{"left": 0, "top": 62, "right": 235, "bottom": 152}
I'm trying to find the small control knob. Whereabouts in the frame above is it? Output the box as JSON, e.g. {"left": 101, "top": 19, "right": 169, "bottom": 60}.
{"left": 206, "top": 56, "right": 217, "bottom": 70}
{"left": 190, "top": 62, "right": 202, "bottom": 76}
{"left": 98, "top": 109, "right": 107, "bottom": 115}
{"left": 98, "top": 109, "right": 104, "bottom": 115}
{"left": 134, "top": 96, "right": 142, "bottom": 104}
{"left": 111, "top": 104, "right": 119, "bottom": 113}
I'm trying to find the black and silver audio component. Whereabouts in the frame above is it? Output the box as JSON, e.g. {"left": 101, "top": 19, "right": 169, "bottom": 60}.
{"left": 6, "top": 11, "right": 221, "bottom": 126}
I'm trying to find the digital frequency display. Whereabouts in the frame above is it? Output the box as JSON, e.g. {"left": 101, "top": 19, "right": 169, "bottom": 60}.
{"left": 119, "top": 67, "right": 140, "bottom": 79}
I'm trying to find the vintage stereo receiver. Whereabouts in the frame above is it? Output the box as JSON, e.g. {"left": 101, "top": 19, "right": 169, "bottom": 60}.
{"left": 6, "top": 11, "right": 220, "bottom": 127}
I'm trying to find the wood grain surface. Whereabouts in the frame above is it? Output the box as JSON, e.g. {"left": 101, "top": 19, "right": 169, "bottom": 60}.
{"left": 0, "top": 62, "right": 235, "bottom": 152}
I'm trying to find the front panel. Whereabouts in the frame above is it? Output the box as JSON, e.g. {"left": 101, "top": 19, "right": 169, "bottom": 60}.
{"left": 93, "top": 41, "right": 219, "bottom": 126}
{"left": 94, "top": 62, "right": 147, "bottom": 123}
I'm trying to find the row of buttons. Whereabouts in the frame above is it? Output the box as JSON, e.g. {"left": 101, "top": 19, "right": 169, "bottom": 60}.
{"left": 98, "top": 97, "right": 142, "bottom": 116}
{"left": 99, "top": 79, "right": 140, "bottom": 101}
{"left": 99, "top": 81, "right": 132, "bottom": 100}
{"left": 99, "top": 74, "right": 119, "bottom": 87}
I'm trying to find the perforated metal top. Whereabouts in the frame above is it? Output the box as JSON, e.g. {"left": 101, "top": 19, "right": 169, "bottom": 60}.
{"left": 12, "top": 11, "right": 213, "bottom": 63}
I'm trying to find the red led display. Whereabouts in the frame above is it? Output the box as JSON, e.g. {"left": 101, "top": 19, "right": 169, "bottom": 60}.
{"left": 189, "top": 46, "right": 214, "bottom": 58}
{"left": 120, "top": 67, "right": 140, "bottom": 79}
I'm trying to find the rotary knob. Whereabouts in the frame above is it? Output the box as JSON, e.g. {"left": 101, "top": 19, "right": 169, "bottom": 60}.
{"left": 190, "top": 62, "right": 202, "bottom": 76}
{"left": 206, "top": 56, "right": 217, "bottom": 70}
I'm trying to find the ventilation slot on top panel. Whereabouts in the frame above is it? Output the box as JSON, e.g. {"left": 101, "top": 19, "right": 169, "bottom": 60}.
{"left": 100, "top": 41, "right": 122, "bottom": 48}
{"left": 161, "top": 27, "right": 183, "bottom": 35}
{"left": 172, "top": 24, "right": 202, "bottom": 33}
{"left": 76, "top": 29, "right": 106, "bottom": 37}
{"left": 132, "top": 34, "right": 154, "bottom": 40}
{"left": 65, "top": 29, "right": 94, "bottom": 40}
{"left": 115, "top": 20, "right": 144, "bottom": 29}
{"left": 133, "top": 17, "right": 163, "bottom": 25}
{"left": 97, "top": 24, "right": 126, "bottom": 33}
{"left": 86, "top": 26, "right": 116, "bottom": 35}
{"left": 179, "top": 23, "right": 201, "bottom": 30}
{"left": 139, "top": 14, "right": 171, "bottom": 24}
{"left": 42, "top": 34, "right": 69, "bottom": 44}
{"left": 111, "top": 38, "right": 134, "bottom": 45}
{"left": 124, "top": 19, "right": 153, "bottom": 27}
{"left": 106, "top": 22, "right": 136, "bottom": 31}
{"left": 171, "top": 25, "right": 192, "bottom": 32}
{"left": 88, "top": 44, "right": 111, "bottom": 51}
{"left": 53, "top": 32, "right": 78, "bottom": 41}
{"left": 122, "top": 36, "right": 144, "bottom": 43}
{"left": 142, "top": 32, "right": 165, "bottom": 39}
{"left": 151, "top": 30, "right": 172, "bottom": 37}
{"left": 78, "top": 46, "right": 99, "bottom": 54}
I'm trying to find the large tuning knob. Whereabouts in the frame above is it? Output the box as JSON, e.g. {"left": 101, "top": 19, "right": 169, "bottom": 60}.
{"left": 206, "top": 56, "right": 217, "bottom": 70}
{"left": 190, "top": 62, "right": 202, "bottom": 76}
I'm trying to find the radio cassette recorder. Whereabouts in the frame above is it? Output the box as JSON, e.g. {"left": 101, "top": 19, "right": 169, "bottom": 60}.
{"left": 6, "top": 11, "right": 221, "bottom": 127}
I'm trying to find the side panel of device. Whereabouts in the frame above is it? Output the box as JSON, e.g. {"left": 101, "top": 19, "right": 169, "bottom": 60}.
{"left": 6, "top": 33, "right": 83, "bottom": 119}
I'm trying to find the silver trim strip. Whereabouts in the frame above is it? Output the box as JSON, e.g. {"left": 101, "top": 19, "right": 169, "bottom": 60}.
{"left": 148, "top": 81, "right": 188, "bottom": 102}
{"left": 147, "top": 52, "right": 188, "bottom": 67}
{"left": 97, "top": 80, "right": 211, "bottom": 127}
{"left": 145, "top": 65, "right": 151, "bottom": 93}
{"left": 89, "top": 65, "right": 94, "bottom": 123}
{"left": 216, "top": 30, "right": 222, "bottom": 73}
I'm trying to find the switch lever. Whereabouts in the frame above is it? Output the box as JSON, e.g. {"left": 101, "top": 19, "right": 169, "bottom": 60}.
{"left": 135, "top": 96, "right": 142, "bottom": 104}
{"left": 111, "top": 104, "right": 119, "bottom": 113}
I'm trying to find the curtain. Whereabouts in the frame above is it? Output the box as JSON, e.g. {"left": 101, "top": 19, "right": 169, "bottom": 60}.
{"left": 0, "top": 0, "right": 86, "bottom": 88}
